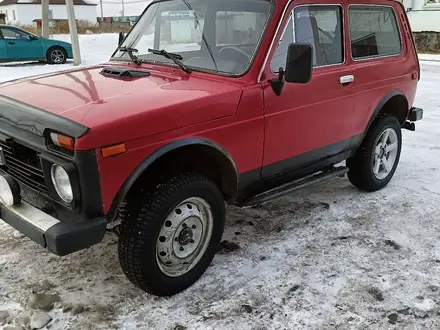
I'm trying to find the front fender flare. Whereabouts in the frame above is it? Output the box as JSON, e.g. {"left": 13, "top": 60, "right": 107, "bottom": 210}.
{"left": 107, "top": 137, "right": 238, "bottom": 220}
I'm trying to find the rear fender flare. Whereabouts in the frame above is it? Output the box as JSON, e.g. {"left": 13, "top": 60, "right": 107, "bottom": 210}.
{"left": 358, "top": 90, "right": 408, "bottom": 147}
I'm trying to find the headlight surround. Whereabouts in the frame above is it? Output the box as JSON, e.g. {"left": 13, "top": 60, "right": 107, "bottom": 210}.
{"left": 51, "top": 164, "right": 73, "bottom": 203}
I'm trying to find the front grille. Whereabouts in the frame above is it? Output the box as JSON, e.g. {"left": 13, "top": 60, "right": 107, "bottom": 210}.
{"left": 0, "top": 140, "right": 49, "bottom": 195}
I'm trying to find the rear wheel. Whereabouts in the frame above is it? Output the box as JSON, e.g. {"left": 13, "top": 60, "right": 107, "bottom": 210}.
{"left": 46, "top": 46, "right": 67, "bottom": 64}
{"left": 118, "top": 173, "right": 225, "bottom": 296}
{"left": 347, "top": 115, "right": 402, "bottom": 191}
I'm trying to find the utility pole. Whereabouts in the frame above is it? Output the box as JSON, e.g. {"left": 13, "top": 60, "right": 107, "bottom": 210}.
{"left": 65, "top": 0, "right": 81, "bottom": 65}
{"left": 41, "top": 0, "right": 49, "bottom": 38}
{"left": 121, "top": 0, "right": 125, "bottom": 18}
{"left": 100, "top": 0, "right": 103, "bottom": 21}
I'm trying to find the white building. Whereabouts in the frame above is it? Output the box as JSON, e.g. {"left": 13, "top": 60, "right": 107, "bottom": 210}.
{"left": 396, "top": 0, "right": 440, "bottom": 32}
{"left": 0, "top": 0, "right": 97, "bottom": 25}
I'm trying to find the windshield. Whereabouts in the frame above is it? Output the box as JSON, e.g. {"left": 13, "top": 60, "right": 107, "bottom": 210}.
{"left": 112, "top": 0, "right": 273, "bottom": 75}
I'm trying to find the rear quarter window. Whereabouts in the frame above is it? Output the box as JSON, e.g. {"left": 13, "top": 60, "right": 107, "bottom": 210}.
{"left": 349, "top": 5, "right": 401, "bottom": 60}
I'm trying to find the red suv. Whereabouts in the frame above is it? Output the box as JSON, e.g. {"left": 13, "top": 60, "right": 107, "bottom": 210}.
{"left": 0, "top": 0, "right": 422, "bottom": 296}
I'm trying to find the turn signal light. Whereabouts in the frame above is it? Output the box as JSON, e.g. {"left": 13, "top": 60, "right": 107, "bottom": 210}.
{"left": 101, "top": 143, "right": 127, "bottom": 158}
{"left": 50, "top": 133, "right": 75, "bottom": 151}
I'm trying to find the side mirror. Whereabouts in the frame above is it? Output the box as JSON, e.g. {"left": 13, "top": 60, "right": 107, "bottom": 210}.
{"left": 285, "top": 42, "right": 313, "bottom": 84}
{"left": 118, "top": 32, "right": 125, "bottom": 46}
{"left": 268, "top": 42, "right": 313, "bottom": 96}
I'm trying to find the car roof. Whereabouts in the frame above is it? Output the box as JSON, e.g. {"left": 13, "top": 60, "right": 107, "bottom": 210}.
{"left": 0, "top": 25, "right": 21, "bottom": 29}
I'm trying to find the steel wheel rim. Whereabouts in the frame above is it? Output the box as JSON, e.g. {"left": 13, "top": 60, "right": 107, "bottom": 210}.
{"left": 156, "top": 197, "right": 214, "bottom": 277}
{"left": 51, "top": 50, "right": 64, "bottom": 63}
{"left": 372, "top": 127, "right": 399, "bottom": 180}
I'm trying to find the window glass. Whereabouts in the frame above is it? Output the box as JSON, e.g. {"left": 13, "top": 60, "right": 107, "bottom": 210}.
{"left": 270, "top": 5, "right": 343, "bottom": 71}
{"left": 349, "top": 6, "right": 401, "bottom": 59}
{"left": 215, "top": 11, "right": 267, "bottom": 47}
{"left": 270, "top": 16, "right": 293, "bottom": 72}
{"left": 1, "top": 28, "right": 28, "bottom": 40}
{"left": 136, "top": 10, "right": 206, "bottom": 54}
{"left": 116, "top": 0, "right": 272, "bottom": 75}
{"left": 294, "top": 6, "right": 343, "bottom": 67}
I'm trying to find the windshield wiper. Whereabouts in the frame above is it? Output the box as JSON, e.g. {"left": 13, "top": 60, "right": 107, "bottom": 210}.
{"left": 182, "top": 0, "right": 219, "bottom": 72}
{"left": 118, "top": 46, "right": 142, "bottom": 65}
{"left": 148, "top": 48, "right": 191, "bottom": 74}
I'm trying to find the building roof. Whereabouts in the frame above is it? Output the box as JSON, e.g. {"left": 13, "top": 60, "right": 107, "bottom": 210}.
{"left": 0, "top": 0, "right": 96, "bottom": 6}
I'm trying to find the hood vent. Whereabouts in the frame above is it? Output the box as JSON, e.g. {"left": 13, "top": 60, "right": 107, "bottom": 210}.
{"left": 100, "top": 67, "right": 151, "bottom": 78}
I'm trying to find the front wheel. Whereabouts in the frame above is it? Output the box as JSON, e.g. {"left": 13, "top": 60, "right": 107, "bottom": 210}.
{"left": 46, "top": 46, "right": 67, "bottom": 64}
{"left": 347, "top": 115, "right": 402, "bottom": 191}
{"left": 118, "top": 173, "right": 225, "bottom": 296}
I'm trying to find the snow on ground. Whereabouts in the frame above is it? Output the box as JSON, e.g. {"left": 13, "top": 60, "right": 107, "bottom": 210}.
{"left": 0, "top": 34, "right": 118, "bottom": 83}
{"left": 1, "top": 35, "right": 440, "bottom": 329}
{"left": 418, "top": 53, "right": 440, "bottom": 62}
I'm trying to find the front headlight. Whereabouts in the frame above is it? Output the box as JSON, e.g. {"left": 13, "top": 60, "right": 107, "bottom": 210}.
{"left": 51, "top": 164, "right": 73, "bottom": 203}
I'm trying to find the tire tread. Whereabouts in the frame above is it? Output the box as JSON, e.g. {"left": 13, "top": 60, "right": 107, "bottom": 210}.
{"left": 347, "top": 115, "right": 402, "bottom": 192}
{"left": 118, "top": 173, "right": 224, "bottom": 296}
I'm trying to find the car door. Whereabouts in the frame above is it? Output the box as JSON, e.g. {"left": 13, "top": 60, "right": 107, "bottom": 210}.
{"left": 261, "top": 3, "right": 358, "bottom": 178}
{"left": 0, "top": 27, "right": 43, "bottom": 61}
{"left": 0, "top": 31, "right": 6, "bottom": 60}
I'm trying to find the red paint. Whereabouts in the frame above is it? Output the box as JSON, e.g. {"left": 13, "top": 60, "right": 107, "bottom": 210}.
{"left": 0, "top": 0, "right": 419, "bottom": 214}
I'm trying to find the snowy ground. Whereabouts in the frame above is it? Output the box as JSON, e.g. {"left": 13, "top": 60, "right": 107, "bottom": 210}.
{"left": 0, "top": 34, "right": 118, "bottom": 83}
{"left": 1, "top": 35, "right": 440, "bottom": 329}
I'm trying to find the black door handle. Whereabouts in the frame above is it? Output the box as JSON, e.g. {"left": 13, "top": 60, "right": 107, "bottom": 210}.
{"left": 8, "top": 42, "right": 15, "bottom": 45}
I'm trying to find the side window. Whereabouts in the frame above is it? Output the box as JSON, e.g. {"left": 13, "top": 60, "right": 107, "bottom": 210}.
{"left": 294, "top": 6, "right": 344, "bottom": 67}
{"left": 270, "top": 5, "right": 343, "bottom": 71}
{"left": 0, "top": 28, "right": 27, "bottom": 40}
{"left": 349, "top": 6, "right": 401, "bottom": 59}
{"left": 1, "top": 28, "right": 17, "bottom": 39}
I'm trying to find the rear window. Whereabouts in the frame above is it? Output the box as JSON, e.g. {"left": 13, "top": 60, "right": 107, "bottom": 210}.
{"left": 349, "top": 5, "right": 401, "bottom": 59}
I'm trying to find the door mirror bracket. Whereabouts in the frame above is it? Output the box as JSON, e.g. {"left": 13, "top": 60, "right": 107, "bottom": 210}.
{"left": 268, "top": 68, "right": 285, "bottom": 96}
{"left": 268, "top": 42, "right": 313, "bottom": 96}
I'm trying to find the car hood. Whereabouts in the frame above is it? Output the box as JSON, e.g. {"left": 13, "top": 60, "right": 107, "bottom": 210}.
{"left": 43, "top": 38, "right": 71, "bottom": 47}
{"left": 0, "top": 64, "right": 242, "bottom": 149}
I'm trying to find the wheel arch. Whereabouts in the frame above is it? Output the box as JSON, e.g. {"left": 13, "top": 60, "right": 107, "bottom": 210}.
{"left": 46, "top": 44, "right": 66, "bottom": 53}
{"left": 107, "top": 138, "right": 239, "bottom": 220}
{"left": 360, "top": 90, "right": 409, "bottom": 145}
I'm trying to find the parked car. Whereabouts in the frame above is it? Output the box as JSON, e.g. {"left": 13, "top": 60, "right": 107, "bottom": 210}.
{"left": 0, "top": 0, "right": 423, "bottom": 296}
{"left": 0, "top": 25, "right": 72, "bottom": 64}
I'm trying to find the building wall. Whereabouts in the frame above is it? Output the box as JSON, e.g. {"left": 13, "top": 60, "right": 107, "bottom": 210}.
{"left": 397, "top": 0, "right": 440, "bottom": 32}
{"left": 0, "top": 4, "right": 18, "bottom": 24}
{"left": 1, "top": 4, "right": 97, "bottom": 25}
{"left": 407, "top": 9, "right": 440, "bottom": 32}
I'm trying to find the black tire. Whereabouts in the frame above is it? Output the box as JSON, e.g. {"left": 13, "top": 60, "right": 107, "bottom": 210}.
{"left": 46, "top": 46, "right": 67, "bottom": 64}
{"left": 347, "top": 115, "right": 402, "bottom": 192}
{"left": 118, "top": 173, "right": 225, "bottom": 296}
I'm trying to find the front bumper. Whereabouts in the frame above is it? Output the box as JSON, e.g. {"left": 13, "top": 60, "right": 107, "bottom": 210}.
{"left": 0, "top": 200, "right": 107, "bottom": 256}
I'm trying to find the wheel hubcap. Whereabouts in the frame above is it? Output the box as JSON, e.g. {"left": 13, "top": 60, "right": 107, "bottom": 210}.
{"left": 372, "top": 127, "right": 399, "bottom": 180}
{"left": 51, "top": 50, "right": 64, "bottom": 63}
{"left": 156, "top": 197, "right": 213, "bottom": 277}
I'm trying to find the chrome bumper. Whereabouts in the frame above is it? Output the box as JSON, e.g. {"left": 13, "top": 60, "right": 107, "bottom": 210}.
{"left": 0, "top": 200, "right": 107, "bottom": 256}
